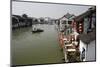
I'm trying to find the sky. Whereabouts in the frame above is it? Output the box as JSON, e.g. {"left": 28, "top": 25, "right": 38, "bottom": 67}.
{"left": 12, "top": 1, "right": 93, "bottom": 19}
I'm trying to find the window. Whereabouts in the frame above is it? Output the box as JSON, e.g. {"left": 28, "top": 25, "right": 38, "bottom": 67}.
{"left": 62, "top": 20, "right": 66, "bottom": 24}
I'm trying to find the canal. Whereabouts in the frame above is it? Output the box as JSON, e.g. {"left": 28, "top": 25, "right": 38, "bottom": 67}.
{"left": 11, "top": 24, "right": 64, "bottom": 65}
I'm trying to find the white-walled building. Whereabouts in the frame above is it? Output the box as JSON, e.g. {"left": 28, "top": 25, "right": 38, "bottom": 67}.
{"left": 79, "top": 29, "right": 96, "bottom": 61}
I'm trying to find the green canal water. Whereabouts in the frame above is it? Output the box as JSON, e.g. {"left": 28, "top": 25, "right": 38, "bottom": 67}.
{"left": 11, "top": 24, "right": 64, "bottom": 65}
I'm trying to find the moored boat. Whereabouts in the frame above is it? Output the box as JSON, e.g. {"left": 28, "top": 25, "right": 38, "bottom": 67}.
{"left": 32, "top": 25, "right": 44, "bottom": 33}
{"left": 32, "top": 28, "right": 44, "bottom": 33}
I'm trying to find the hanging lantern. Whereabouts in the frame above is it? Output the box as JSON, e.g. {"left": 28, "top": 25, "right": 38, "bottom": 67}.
{"left": 79, "top": 23, "right": 83, "bottom": 33}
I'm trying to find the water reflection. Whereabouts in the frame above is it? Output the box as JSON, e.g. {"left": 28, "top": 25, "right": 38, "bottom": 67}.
{"left": 12, "top": 24, "right": 64, "bottom": 65}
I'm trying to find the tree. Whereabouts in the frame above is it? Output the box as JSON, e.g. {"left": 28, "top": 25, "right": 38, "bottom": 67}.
{"left": 22, "top": 14, "right": 28, "bottom": 18}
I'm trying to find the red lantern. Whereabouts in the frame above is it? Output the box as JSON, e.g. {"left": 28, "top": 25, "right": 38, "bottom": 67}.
{"left": 79, "top": 23, "right": 83, "bottom": 33}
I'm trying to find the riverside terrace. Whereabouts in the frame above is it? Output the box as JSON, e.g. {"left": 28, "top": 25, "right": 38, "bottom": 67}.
{"left": 55, "top": 6, "right": 96, "bottom": 62}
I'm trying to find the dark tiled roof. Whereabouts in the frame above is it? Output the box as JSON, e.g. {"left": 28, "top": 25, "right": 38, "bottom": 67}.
{"left": 79, "top": 28, "right": 96, "bottom": 44}
{"left": 74, "top": 6, "right": 96, "bottom": 22}
{"left": 12, "top": 15, "right": 23, "bottom": 20}
{"left": 58, "top": 13, "right": 75, "bottom": 20}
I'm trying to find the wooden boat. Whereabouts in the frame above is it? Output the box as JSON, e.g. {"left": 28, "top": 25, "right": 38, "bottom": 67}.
{"left": 32, "top": 28, "right": 44, "bottom": 33}
{"left": 32, "top": 25, "right": 44, "bottom": 33}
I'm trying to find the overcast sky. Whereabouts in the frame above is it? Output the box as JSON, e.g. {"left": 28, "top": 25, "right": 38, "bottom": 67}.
{"left": 12, "top": 1, "right": 93, "bottom": 19}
